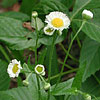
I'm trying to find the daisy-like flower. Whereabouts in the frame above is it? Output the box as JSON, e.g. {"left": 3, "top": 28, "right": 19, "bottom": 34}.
{"left": 82, "top": 9, "right": 93, "bottom": 20}
{"left": 45, "top": 11, "right": 70, "bottom": 33}
{"left": 7, "top": 59, "right": 22, "bottom": 78}
{"left": 44, "top": 25, "right": 55, "bottom": 36}
{"left": 35, "top": 64, "right": 45, "bottom": 76}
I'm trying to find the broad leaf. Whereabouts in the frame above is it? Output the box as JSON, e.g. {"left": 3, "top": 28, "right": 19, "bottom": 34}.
{"left": 32, "top": 0, "right": 69, "bottom": 16}
{"left": 0, "top": 16, "right": 36, "bottom": 50}
{"left": 0, "top": 11, "right": 30, "bottom": 21}
{"left": 0, "top": 92, "right": 15, "bottom": 100}
{"left": 80, "top": 37, "right": 100, "bottom": 81}
{"left": 0, "top": 59, "right": 10, "bottom": 91}
{"left": 51, "top": 78, "right": 75, "bottom": 95}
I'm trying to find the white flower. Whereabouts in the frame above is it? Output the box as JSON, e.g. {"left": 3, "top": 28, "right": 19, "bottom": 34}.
{"left": 7, "top": 59, "right": 22, "bottom": 78}
{"left": 35, "top": 64, "right": 45, "bottom": 76}
{"left": 45, "top": 11, "right": 70, "bottom": 32}
{"left": 44, "top": 25, "right": 55, "bottom": 36}
{"left": 82, "top": 9, "right": 93, "bottom": 19}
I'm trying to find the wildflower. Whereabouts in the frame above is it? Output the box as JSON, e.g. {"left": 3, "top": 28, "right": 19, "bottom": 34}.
{"left": 44, "top": 25, "right": 55, "bottom": 35}
{"left": 7, "top": 59, "right": 22, "bottom": 78}
{"left": 44, "top": 82, "right": 51, "bottom": 90}
{"left": 35, "top": 64, "right": 45, "bottom": 76}
{"left": 82, "top": 9, "right": 93, "bottom": 20}
{"left": 45, "top": 11, "right": 70, "bottom": 34}
{"left": 32, "top": 11, "right": 38, "bottom": 17}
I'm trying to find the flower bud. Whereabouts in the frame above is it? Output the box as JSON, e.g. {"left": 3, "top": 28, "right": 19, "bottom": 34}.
{"left": 23, "top": 80, "right": 29, "bottom": 86}
{"left": 84, "top": 94, "right": 91, "bottom": 100}
{"left": 44, "top": 83, "right": 51, "bottom": 90}
{"left": 82, "top": 9, "right": 93, "bottom": 20}
{"left": 32, "top": 11, "right": 38, "bottom": 17}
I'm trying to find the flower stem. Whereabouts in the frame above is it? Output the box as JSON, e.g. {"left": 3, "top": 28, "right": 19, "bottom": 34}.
{"left": 48, "top": 32, "right": 57, "bottom": 100}
{"left": 54, "top": 20, "right": 86, "bottom": 90}
{"left": 46, "top": 68, "right": 78, "bottom": 81}
{"left": 59, "top": 43, "right": 78, "bottom": 62}
{"left": 58, "top": 59, "right": 74, "bottom": 70}
{"left": 34, "top": 17, "right": 41, "bottom": 100}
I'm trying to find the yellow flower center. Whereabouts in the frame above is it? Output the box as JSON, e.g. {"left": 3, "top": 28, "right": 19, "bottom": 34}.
{"left": 36, "top": 66, "right": 43, "bottom": 72}
{"left": 51, "top": 18, "right": 64, "bottom": 28}
{"left": 12, "top": 64, "right": 19, "bottom": 74}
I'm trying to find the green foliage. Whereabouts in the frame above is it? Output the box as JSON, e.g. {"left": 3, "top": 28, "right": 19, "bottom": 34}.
{"left": 1, "top": 0, "right": 17, "bottom": 8}
{"left": 0, "top": 92, "right": 15, "bottom": 100}
{"left": 0, "top": 59, "right": 10, "bottom": 91}
{"left": 0, "top": 11, "right": 30, "bottom": 21}
{"left": 0, "top": 0, "right": 100, "bottom": 100}
{"left": 80, "top": 37, "right": 100, "bottom": 81}
{"left": 72, "top": 62, "right": 86, "bottom": 89}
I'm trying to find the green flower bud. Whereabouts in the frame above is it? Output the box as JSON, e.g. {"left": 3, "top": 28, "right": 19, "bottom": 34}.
{"left": 44, "top": 83, "right": 51, "bottom": 90}
{"left": 23, "top": 80, "right": 29, "bottom": 86}
{"left": 32, "top": 11, "right": 38, "bottom": 17}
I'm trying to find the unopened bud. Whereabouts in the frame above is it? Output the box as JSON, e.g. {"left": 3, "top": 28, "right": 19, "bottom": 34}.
{"left": 32, "top": 11, "right": 38, "bottom": 17}
{"left": 44, "top": 83, "right": 51, "bottom": 90}
{"left": 84, "top": 94, "right": 91, "bottom": 100}
{"left": 23, "top": 80, "right": 29, "bottom": 86}
{"left": 82, "top": 9, "right": 93, "bottom": 20}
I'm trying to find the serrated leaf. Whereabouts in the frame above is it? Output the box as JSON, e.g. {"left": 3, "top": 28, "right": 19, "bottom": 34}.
{"left": 0, "top": 59, "right": 10, "bottom": 91}
{"left": 80, "top": 37, "right": 100, "bottom": 81}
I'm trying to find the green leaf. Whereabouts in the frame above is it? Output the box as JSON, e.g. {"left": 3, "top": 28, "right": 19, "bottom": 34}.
{"left": 71, "top": 0, "right": 100, "bottom": 20}
{"left": 51, "top": 78, "right": 74, "bottom": 95}
{"left": 0, "top": 11, "right": 30, "bottom": 21}
{"left": 72, "top": 62, "right": 86, "bottom": 89}
{"left": 0, "top": 16, "right": 36, "bottom": 50}
{"left": 82, "top": 76, "right": 100, "bottom": 97}
{"left": 1, "top": 0, "right": 17, "bottom": 8}
{"left": 0, "top": 92, "right": 15, "bottom": 100}
{"left": 71, "top": 0, "right": 91, "bottom": 20}
{"left": 20, "top": 0, "right": 40, "bottom": 16}
{"left": 32, "top": 0, "right": 69, "bottom": 16}
{"left": 44, "top": 46, "right": 59, "bottom": 84}
{"left": 38, "top": 47, "right": 47, "bottom": 64}
{"left": 0, "top": 59, "right": 10, "bottom": 91}
{"left": 6, "top": 87, "right": 34, "bottom": 100}
{"left": 72, "top": 18, "right": 100, "bottom": 43}
{"left": 31, "top": 17, "right": 44, "bottom": 31}
{"left": 39, "top": 30, "right": 68, "bottom": 45}
{"left": 80, "top": 37, "right": 100, "bottom": 81}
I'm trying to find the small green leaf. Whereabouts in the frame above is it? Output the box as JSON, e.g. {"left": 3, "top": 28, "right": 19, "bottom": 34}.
{"left": 31, "top": 17, "right": 44, "bottom": 31}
